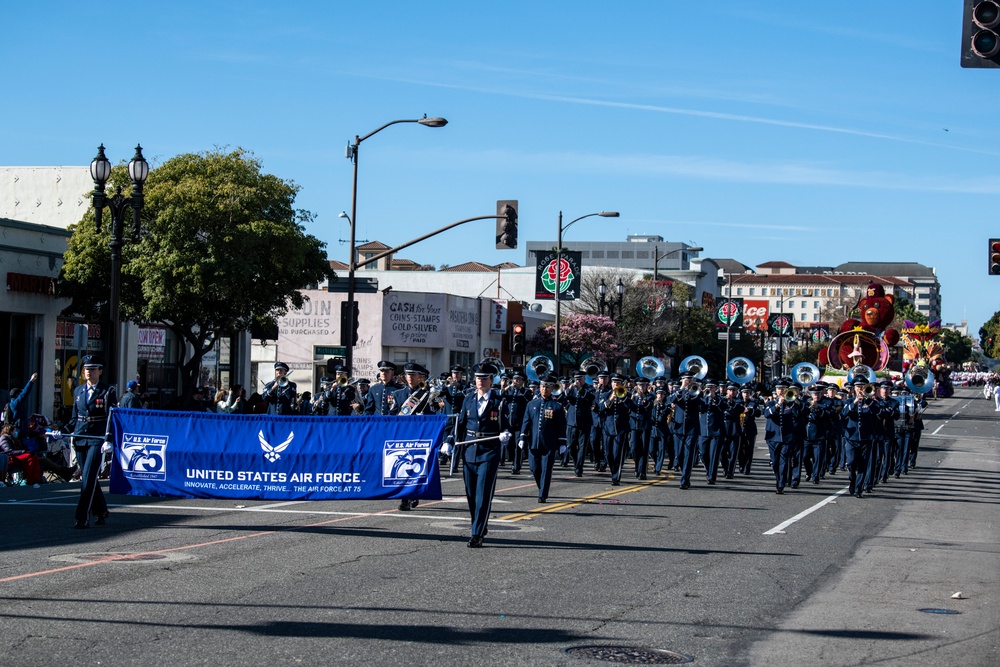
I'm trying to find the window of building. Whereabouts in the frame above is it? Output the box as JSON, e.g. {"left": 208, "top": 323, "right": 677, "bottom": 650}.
{"left": 636, "top": 251, "right": 649, "bottom": 259}
{"left": 801, "top": 313, "right": 807, "bottom": 322}
{"left": 621, "top": 251, "right": 634, "bottom": 259}
{"left": 607, "top": 250, "right": 619, "bottom": 259}
{"left": 749, "top": 288, "right": 755, "bottom": 295}
{"left": 581, "top": 251, "right": 590, "bottom": 259}
{"left": 800, "top": 301, "right": 806, "bottom": 308}
{"left": 592, "top": 250, "right": 604, "bottom": 259}
{"left": 813, "top": 313, "right": 820, "bottom": 322}
{"left": 736, "top": 288, "right": 743, "bottom": 295}
{"left": 814, "top": 301, "right": 820, "bottom": 308}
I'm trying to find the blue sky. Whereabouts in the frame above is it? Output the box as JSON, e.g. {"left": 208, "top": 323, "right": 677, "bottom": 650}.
{"left": 5, "top": 2, "right": 999, "bottom": 335}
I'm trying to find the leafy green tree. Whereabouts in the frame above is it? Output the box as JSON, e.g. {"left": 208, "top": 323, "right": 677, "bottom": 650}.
{"left": 979, "top": 310, "right": 1000, "bottom": 359}
{"left": 60, "top": 148, "right": 334, "bottom": 402}
{"left": 940, "top": 329, "right": 972, "bottom": 366}
{"left": 893, "top": 296, "right": 927, "bottom": 328}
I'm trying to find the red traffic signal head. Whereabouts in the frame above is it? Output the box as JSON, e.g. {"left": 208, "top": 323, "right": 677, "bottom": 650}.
{"left": 512, "top": 323, "right": 525, "bottom": 335}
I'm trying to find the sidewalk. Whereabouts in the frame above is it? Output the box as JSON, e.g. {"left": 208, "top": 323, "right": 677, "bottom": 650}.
{"left": 748, "top": 388, "right": 1000, "bottom": 666}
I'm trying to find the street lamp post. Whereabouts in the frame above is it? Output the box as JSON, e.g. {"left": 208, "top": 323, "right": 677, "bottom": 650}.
{"left": 89, "top": 144, "right": 149, "bottom": 387}
{"left": 554, "top": 210, "right": 618, "bottom": 374}
{"left": 652, "top": 245, "right": 702, "bottom": 284}
{"left": 344, "top": 115, "right": 447, "bottom": 372}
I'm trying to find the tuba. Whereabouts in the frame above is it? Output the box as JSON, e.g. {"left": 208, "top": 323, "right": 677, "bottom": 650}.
{"left": 581, "top": 357, "right": 607, "bottom": 384}
{"left": 526, "top": 355, "right": 554, "bottom": 383}
{"left": 790, "top": 362, "right": 820, "bottom": 388}
{"left": 905, "top": 365, "right": 934, "bottom": 395}
{"left": 679, "top": 355, "right": 708, "bottom": 380}
{"left": 726, "top": 357, "right": 756, "bottom": 385}
{"left": 482, "top": 356, "right": 506, "bottom": 385}
{"left": 846, "top": 364, "right": 877, "bottom": 385}
{"left": 636, "top": 356, "right": 666, "bottom": 381}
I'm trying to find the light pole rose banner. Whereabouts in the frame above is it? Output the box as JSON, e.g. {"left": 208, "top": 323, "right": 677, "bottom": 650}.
{"left": 535, "top": 250, "right": 581, "bottom": 301}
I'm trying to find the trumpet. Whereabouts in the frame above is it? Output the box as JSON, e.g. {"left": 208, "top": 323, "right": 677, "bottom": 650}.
{"left": 783, "top": 387, "right": 799, "bottom": 402}
{"left": 277, "top": 376, "right": 289, "bottom": 388}
{"left": 337, "top": 376, "right": 349, "bottom": 386}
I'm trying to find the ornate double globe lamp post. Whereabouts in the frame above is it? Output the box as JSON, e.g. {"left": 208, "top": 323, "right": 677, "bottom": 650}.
{"left": 344, "top": 115, "right": 447, "bottom": 372}
{"left": 89, "top": 144, "right": 150, "bottom": 386}
{"left": 553, "top": 211, "right": 618, "bottom": 373}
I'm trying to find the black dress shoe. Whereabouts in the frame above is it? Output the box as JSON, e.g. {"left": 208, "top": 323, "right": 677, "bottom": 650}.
{"left": 707, "top": 479, "right": 715, "bottom": 485}
{"left": 776, "top": 488, "right": 784, "bottom": 495}
{"left": 95, "top": 511, "right": 109, "bottom": 526}
{"left": 575, "top": 471, "right": 583, "bottom": 477}
{"left": 855, "top": 492, "right": 863, "bottom": 498}
{"left": 537, "top": 497, "right": 546, "bottom": 503}
{"left": 74, "top": 521, "right": 88, "bottom": 529}
{"left": 398, "top": 500, "right": 412, "bottom": 511}
{"left": 467, "top": 536, "right": 484, "bottom": 548}
{"left": 611, "top": 480, "right": 620, "bottom": 486}
{"left": 679, "top": 483, "right": 690, "bottom": 489}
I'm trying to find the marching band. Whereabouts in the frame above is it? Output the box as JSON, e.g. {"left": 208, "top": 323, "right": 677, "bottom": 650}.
{"left": 261, "top": 354, "right": 930, "bottom": 547}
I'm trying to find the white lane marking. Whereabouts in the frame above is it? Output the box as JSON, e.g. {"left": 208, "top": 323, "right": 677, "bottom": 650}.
{"left": 251, "top": 501, "right": 308, "bottom": 510}
{"left": 932, "top": 423, "right": 946, "bottom": 436}
{"left": 764, "top": 487, "right": 850, "bottom": 535}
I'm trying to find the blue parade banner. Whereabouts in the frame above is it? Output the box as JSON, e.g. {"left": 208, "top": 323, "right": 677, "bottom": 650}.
{"left": 108, "top": 409, "right": 447, "bottom": 501}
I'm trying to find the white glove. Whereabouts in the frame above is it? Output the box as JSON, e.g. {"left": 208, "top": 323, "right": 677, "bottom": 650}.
{"left": 559, "top": 445, "right": 567, "bottom": 455}
{"left": 440, "top": 441, "right": 452, "bottom": 456}
{"left": 518, "top": 439, "right": 525, "bottom": 450}
{"left": 499, "top": 430, "right": 511, "bottom": 445}
{"left": 101, "top": 441, "right": 113, "bottom": 455}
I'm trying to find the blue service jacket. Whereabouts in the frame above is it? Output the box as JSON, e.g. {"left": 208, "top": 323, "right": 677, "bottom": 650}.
{"left": 842, "top": 398, "right": 879, "bottom": 441}
{"left": 597, "top": 389, "right": 634, "bottom": 437}
{"left": 764, "top": 399, "right": 798, "bottom": 445}
{"left": 741, "top": 399, "right": 762, "bottom": 436}
{"left": 262, "top": 379, "right": 298, "bottom": 415}
{"left": 321, "top": 383, "right": 358, "bottom": 416}
{"left": 519, "top": 397, "right": 568, "bottom": 453}
{"left": 699, "top": 393, "right": 725, "bottom": 437}
{"left": 503, "top": 386, "right": 531, "bottom": 434}
{"left": 668, "top": 389, "right": 702, "bottom": 436}
{"left": 71, "top": 381, "right": 118, "bottom": 438}
{"left": 366, "top": 381, "right": 401, "bottom": 415}
{"left": 563, "top": 384, "right": 596, "bottom": 429}
{"left": 628, "top": 392, "right": 652, "bottom": 431}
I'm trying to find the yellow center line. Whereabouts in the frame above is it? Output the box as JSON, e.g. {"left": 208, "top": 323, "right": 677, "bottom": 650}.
{"left": 498, "top": 474, "right": 674, "bottom": 521}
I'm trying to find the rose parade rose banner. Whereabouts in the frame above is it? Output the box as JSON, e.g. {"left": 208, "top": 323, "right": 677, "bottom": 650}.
{"left": 109, "top": 409, "right": 447, "bottom": 501}
{"left": 535, "top": 251, "right": 582, "bottom": 301}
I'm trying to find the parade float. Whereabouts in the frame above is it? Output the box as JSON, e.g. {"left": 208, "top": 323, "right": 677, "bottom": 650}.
{"left": 901, "top": 319, "right": 953, "bottom": 398}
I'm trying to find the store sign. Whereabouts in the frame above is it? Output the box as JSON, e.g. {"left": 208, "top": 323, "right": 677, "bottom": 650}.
{"left": 382, "top": 292, "right": 446, "bottom": 348}
{"left": 489, "top": 299, "right": 508, "bottom": 334}
{"left": 6, "top": 272, "right": 57, "bottom": 295}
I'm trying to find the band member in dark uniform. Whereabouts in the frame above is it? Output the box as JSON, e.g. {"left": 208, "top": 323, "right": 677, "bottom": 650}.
{"left": 563, "top": 370, "right": 596, "bottom": 477}
{"left": 518, "top": 373, "right": 567, "bottom": 502}
{"left": 455, "top": 362, "right": 509, "bottom": 547}
{"left": 597, "top": 374, "right": 635, "bottom": 486}
{"left": 320, "top": 366, "right": 360, "bottom": 416}
{"left": 261, "top": 361, "right": 297, "bottom": 415}
{"left": 367, "top": 360, "right": 401, "bottom": 416}
{"left": 69, "top": 355, "right": 117, "bottom": 529}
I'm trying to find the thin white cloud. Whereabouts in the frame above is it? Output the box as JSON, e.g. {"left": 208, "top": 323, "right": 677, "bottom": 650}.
{"left": 629, "top": 219, "right": 812, "bottom": 232}
{"left": 347, "top": 71, "right": 1000, "bottom": 157}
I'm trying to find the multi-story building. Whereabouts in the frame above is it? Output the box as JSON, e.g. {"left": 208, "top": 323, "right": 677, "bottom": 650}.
{"left": 525, "top": 234, "right": 700, "bottom": 274}
{"left": 722, "top": 261, "right": 915, "bottom": 332}
{"left": 831, "top": 262, "right": 940, "bottom": 321}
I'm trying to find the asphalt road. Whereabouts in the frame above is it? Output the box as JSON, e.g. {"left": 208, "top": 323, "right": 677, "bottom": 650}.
{"left": 1, "top": 387, "right": 997, "bottom": 666}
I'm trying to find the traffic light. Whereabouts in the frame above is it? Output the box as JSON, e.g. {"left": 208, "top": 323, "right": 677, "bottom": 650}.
{"left": 990, "top": 239, "right": 1000, "bottom": 275}
{"left": 962, "top": 0, "right": 1000, "bottom": 68}
{"left": 496, "top": 200, "right": 518, "bottom": 250}
{"left": 340, "top": 300, "right": 360, "bottom": 346}
{"left": 510, "top": 321, "right": 526, "bottom": 353}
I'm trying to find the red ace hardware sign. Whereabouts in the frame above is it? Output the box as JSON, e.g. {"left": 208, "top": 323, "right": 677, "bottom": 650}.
{"left": 743, "top": 300, "right": 769, "bottom": 330}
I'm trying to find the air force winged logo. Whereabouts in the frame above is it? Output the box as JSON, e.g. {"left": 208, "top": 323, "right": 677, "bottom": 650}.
{"left": 259, "top": 430, "right": 294, "bottom": 462}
